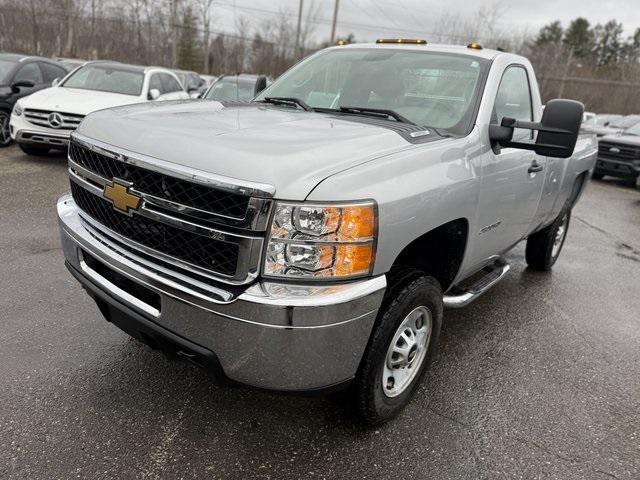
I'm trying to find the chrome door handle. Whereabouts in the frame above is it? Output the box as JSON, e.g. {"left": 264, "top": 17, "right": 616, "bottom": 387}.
{"left": 528, "top": 161, "right": 544, "bottom": 173}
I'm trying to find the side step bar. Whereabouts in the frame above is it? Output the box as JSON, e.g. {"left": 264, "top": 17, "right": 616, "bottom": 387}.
{"left": 443, "top": 260, "right": 511, "bottom": 308}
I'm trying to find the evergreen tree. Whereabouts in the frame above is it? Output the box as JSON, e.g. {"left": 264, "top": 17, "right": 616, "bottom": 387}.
{"left": 592, "top": 20, "right": 624, "bottom": 66}
{"left": 535, "top": 20, "right": 563, "bottom": 46}
{"left": 563, "top": 17, "right": 594, "bottom": 57}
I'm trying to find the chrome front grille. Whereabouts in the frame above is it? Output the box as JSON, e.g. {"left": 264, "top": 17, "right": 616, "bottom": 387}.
{"left": 24, "top": 109, "right": 84, "bottom": 130}
{"left": 598, "top": 141, "right": 640, "bottom": 163}
{"left": 67, "top": 133, "right": 273, "bottom": 284}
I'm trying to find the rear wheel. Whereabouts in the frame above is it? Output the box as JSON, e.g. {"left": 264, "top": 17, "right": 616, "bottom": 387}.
{"left": 18, "top": 143, "right": 50, "bottom": 156}
{"left": 0, "top": 111, "right": 11, "bottom": 147}
{"left": 525, "top": 210, "right": 571, "bottom": 271}
{"left": 354, "top": 269, "right": 443, "bottom": 425}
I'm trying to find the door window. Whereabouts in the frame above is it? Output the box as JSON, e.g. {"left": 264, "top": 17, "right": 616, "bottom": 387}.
{"left": 160, "top": 73, "right": 183, "bottom": 93}
{"left": 39, "top": 63, "right": 67, "bottom": 83}
{"left": 14, "top": 63, "right": 43, "bottom": 84}
{"left": 148, "top": 73, "right": 163, "bottom": 94}
{"left": 494, "top": 66, "right": 533, "bottom": 141}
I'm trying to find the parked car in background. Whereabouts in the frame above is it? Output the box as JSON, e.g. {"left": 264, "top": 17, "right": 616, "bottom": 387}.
{"left": 54, "top": 57, "right": 88, "bottom": 72}
{"left": 10, "top": 62, "right": 189, "bottom": 155}
{"left": 172, "top": 69, "right": 205, "bottom": 96}
{"left": 201, "top": 74, "right": 218, "bottom": 87}
{"left": 0, "top": 53, "right": 69, "bottom": 147}
{"left": 594, "top": 120, "right": 640, "bottom": 182}
{"left": 202, "top": 74, "right": 268, "bottom": 102}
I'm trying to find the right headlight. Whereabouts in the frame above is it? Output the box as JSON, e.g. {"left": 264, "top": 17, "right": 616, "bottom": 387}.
{"left": 12, "top": 101, "right": 23, "bottom": 116}
{"left": 264, "top": 201, "right": 377, "bottom": 280}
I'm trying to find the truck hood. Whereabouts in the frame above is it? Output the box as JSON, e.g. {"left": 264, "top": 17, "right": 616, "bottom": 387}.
{"left": 77, "top": 101, "right": 429, "bottom": 199}
{"left": 599, "top": 132, "right": 640, "bottom": 146}
{"left": 20, "top": 87, "right": 143, "bottom": 115}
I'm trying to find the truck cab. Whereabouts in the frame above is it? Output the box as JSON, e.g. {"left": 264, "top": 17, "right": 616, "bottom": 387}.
{"left": 57, "top": 40, "right": 597, "bottom": 424}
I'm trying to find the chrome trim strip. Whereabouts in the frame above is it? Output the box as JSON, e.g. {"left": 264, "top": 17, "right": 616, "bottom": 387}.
{"left": 68, "top": 158, "right": 272, "bottom": 231}
{"left": 443, "top": 263, "right": 511, "bottom": 308}
{"left": 79, "top": 252, "right": 161, "bottom": 318}
{"left": 16, "top": 129, "right": 71, "bottom": 140}
{"left": 68, "top": 171, "right": 263, "bottom": 284}
{"left": 71, "top": 132, "right": 276, "bottom": 198}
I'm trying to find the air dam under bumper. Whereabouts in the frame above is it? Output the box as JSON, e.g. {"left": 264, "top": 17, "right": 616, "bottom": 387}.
{"left": 57, "top": 194, "right": 386, "bottom": 392}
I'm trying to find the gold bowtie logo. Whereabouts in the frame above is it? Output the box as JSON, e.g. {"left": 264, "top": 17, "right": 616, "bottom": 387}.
{"left": 103, "top": 180, "right": 142, "bottom": 214}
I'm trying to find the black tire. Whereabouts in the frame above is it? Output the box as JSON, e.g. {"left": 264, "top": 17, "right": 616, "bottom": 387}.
{"left": 18, "top": 142, "right": 50, "bottom": 156}
{"left": 591, "top": 172, "right": 604, "bottom": 180}
{"left": 0, "top": 110, "right": 12, "bottom": 147}
{"left": 354, "top": 268, "right": 443, "bottom": 425}
{"left": 525, "top": 210, "right": 571, "bottom": 271}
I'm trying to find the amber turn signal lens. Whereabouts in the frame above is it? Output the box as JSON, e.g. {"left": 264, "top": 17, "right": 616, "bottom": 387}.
{"left": 335, "top": 244, "right": 374, "bottom": 277}
{"left": 339, "top": 205, "right": 375, "bottom": 240}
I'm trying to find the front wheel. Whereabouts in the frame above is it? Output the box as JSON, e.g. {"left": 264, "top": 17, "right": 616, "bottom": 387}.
{"left": 525, "top": 210, "right": 571, "bottom": 271}
{"left": 0, "top": 111, "right": 12, "bottom": 147}
{"left": 354, "top": 269, "right": 443, "bottom": 425}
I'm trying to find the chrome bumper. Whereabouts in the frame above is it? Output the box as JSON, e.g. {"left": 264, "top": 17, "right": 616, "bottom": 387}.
{"left": 57, "top": 194, "right": 386, "bottom": 391}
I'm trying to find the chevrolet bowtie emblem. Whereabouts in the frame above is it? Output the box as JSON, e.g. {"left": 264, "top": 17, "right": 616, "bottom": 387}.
{"left": 103, "top": 180, "right": 142, "bottom": 214}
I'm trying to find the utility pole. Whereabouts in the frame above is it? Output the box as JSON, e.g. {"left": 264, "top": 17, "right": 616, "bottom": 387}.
{"left": 330, "top": 0, "right": 340, "bottom": 44}
{"left": 295, "top": 0, "right": 304, "bottom": 59}
{"left": 558, "top": 47, "right": 574, "bottom": 98}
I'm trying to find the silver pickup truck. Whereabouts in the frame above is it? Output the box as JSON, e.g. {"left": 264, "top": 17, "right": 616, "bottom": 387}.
{"left": 57, "top": 40, "right": 597, "bottom": 424}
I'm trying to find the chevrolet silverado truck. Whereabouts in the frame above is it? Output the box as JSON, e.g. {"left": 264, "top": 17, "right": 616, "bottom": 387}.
{"left": 593, "top": 121, "right": 640, "bottom": 182}
{"left": 57, "top": 40, "right": 597, "bottom": 424}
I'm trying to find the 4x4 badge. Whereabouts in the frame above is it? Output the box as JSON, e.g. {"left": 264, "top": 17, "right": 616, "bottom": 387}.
{"left": 103, "top": 180, "right": 142, "bottom": 215}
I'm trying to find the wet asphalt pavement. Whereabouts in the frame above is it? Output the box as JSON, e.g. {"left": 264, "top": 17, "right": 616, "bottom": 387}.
{"left": 1, "top": 145, "right": 639, "bottom": 480}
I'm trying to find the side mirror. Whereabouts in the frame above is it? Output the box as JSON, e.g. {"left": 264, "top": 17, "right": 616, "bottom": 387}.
{"left": 255, "top": 76, "right": 268, "bottom": 95}
{"left": 11, "top": 80, "right": 35, "bottom": 93}
{"left": 148, "top": 88, "right": 160, "bottom": 100}
{"left": 489, "top": 99, "right": 584, "bottom": 158}
{"left": 52, "top": 77, "right": 61, "bottom": 87}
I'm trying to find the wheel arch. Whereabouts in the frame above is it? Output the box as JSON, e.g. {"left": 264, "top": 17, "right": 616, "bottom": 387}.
{"left": 389, "top": 218, "right": 469, "bottom": 292}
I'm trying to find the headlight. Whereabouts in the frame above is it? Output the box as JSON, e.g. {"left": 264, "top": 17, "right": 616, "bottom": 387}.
{"left": 264, "top": 201, "right": 377, "bottom": 279}
{"left": 13, "top": 102, "right": 23, "bottom": 116}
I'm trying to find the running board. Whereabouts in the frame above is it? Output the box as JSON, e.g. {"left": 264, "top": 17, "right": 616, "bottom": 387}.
{"left": 443, "top": 261, "right": 511, "bottom": 308}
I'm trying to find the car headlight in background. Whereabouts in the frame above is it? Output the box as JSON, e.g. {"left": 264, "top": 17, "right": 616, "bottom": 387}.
{"left": 12, "top": 102, "right": 23, "bottom": 116}
{"left": 264, "top": 201, "right": 377, "bottom": 279}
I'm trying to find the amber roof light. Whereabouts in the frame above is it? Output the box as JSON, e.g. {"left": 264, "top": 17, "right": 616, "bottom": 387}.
{"left": 376, "top": 38, "right": 427, "bottom": 45}
{"left": 467, "top": 42, "right": 483, "bottom": 50}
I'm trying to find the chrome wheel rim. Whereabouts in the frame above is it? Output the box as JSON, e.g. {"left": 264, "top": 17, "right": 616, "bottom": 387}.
{"left": 0, "top": 113, "right": 10, "bottom": 145}
{"left": 382, "top": 306, "right": 432, "bottom": 398}
{"left": 552, "top": 214, "right": 568, "bottom": 258}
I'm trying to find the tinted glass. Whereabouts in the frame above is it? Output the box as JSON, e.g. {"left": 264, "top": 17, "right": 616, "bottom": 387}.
{"left": 14, "top": 63, "right": 43, "bottom": 83}
{"left": 62, "top": 65, "right": 144, "bottom": 96}
{"left": 160, "top": 73, "right": 182, "bottom": 93}
{"left": 40, "top": 62, "right": 67, "bottom": 83}
{"left": 255, "top": 49, "right": 489, "bottom": 133}
{"left": 205, "top": 78, "right": 257, "bottom": 102}
{"left": 0, "top": 59, "right": 17, "bottom": 84}
{"left": 494, "top": 66, "right": 532, "bottom": 141}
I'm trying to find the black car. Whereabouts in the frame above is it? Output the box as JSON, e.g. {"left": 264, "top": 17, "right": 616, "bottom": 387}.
{"left": 0, "top": 53, "right": 69, "bottom": 147}
{"left": 202, "top": 74, "right": 268, "bottom": 102}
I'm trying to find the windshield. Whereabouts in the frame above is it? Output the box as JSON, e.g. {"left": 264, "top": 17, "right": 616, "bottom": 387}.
{"left": 205, "top": 77, "right": 256, "bottom": 101}
{"left": 62, "top": 65, "right": 144, "bottom": 96}
{"left": 0, "top": 59, "right": 17, "bottom": 84}
{"left": 255, "top": 48, "right": 489, "bottom": 134}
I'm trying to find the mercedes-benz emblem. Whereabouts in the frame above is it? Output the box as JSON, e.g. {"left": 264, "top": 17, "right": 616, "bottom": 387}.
{"left": 47, "top": 112, "right": 63, "bottom": 129}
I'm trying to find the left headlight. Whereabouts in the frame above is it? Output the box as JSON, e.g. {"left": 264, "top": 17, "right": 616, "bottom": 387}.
{"left": 12, "top": 102, "right": 23, "bottom": 116}
{"left": 264, "top": 201, "right": 377, "bottom": 280}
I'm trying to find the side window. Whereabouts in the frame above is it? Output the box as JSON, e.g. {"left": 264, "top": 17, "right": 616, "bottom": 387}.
{"left": 39, "top": 63, "right": 67, "bottom": 83}
{"left": 494, "top": 66, "right": 533, "bottom": 142}
{"left": 14, "top": 63, "right": 44, "bottom": 84}
{"left": 160, "top": 73, "right": 182, "bottom": 93}
{"left": 149, "top": 74, "right": 163, "bottom": 94}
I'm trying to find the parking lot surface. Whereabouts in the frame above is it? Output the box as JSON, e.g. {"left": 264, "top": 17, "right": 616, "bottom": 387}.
{"left": 1, "top": 145, "right": 639, "bottom": 480}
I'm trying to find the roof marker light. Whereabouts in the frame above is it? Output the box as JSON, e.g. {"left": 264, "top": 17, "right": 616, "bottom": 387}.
{"left": 467, "top": 42, "right": 483, "bottom": 50}
{"left": 376, "top": 38, "right": 427, "bottom": 45}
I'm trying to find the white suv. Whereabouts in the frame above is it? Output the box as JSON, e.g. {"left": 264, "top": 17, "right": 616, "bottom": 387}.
{"left": 10, "top": 61, "right": 189, "bottom": 155}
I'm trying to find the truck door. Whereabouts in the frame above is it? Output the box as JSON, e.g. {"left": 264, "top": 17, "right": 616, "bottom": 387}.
{"left": 473, "top": 65, "right": 547, "bottom": 262}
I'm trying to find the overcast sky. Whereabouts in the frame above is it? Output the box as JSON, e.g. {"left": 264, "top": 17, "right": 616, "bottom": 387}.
{"left": 211, "top": 0, "right": 640, "bottom": 42}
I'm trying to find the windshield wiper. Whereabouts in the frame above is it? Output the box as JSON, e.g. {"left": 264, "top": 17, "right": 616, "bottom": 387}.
{"left": 336, "top": 106, "right": 417, "bottom": 125}
{"left": 258, "top": 97, "right": 312, "bottom": 111}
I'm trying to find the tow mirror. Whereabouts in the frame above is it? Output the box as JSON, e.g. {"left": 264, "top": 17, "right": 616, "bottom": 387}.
{"left": 148, "top": 88, "right": 160, "bottom": 100}
{"left": 11, "top": 80, "right": 35, "bottom": 93}
{"left": 489, "top": 99, "right": 584, "bottom": 158}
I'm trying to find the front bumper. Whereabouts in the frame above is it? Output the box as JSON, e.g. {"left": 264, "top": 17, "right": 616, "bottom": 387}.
{"left": 10, "top": 113, "right": 71, "bottom": 147}
{"left": 595, "top": 157, "right": 640, "bottom": 178}
{"left": 58, "top": 194, "right": 386, "bottom": 392}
